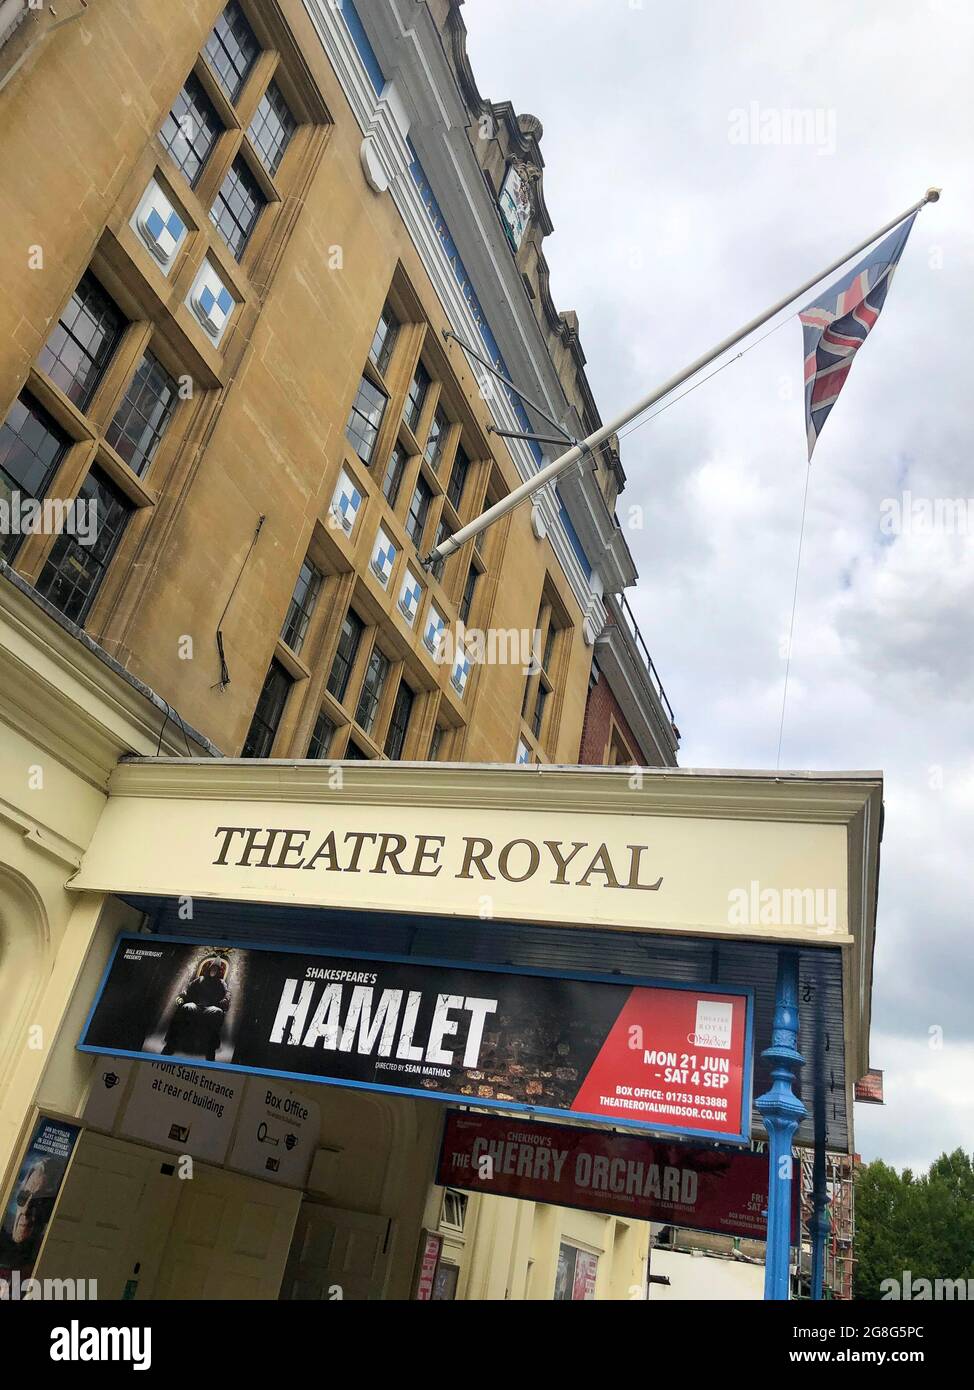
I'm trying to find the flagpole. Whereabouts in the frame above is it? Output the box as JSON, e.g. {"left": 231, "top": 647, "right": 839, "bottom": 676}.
{"left": 424, "top": 188, "right": 940, "bottom": 568}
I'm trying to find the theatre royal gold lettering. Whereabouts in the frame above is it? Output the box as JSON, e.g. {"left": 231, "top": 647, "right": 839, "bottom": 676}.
{"left": 211, "top": 826, "right": 663, "bottom": 893}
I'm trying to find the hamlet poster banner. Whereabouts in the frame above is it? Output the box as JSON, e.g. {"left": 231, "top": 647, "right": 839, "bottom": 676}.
{"left": 78, "top": 935, "right": 754, "bottom": 1140}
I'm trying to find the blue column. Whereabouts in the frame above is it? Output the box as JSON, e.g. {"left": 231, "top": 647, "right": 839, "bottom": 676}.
{"left": 757, "top": 950, "right": 806, "bottom": 1300}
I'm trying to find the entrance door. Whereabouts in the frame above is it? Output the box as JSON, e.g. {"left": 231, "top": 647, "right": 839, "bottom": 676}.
{"left": 35, "top": 1132, "right": 300, "bottom": 1300}
{"left": 281, "top": 1203, "right": 390, "bottom": 1301}
{"left": 32, "top": 1131, "right": 181, "bottom": 1299}
{"left": 152, "top": 1163, "right": 301, "bottom": 1300}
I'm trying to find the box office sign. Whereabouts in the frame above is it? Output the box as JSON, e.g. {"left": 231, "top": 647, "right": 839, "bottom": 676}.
{"left": 227, "top": 1081, "right": 318, "bottom": 1187}
{"left": 437, "top": 1112, "right": 796, "bottom": 1241}
{"left": 79, "top": 935, "right": 753, "bottom": 1141}
{"left": 80, "top": 1053, "right": 316, "bottom": 1187}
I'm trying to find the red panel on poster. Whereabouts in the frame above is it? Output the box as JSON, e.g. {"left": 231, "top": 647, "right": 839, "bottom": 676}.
{"left": 570, "top": 986, "right": 750, "bottom": 1139}
{"left": 438, "top": 1111, "right": 798, "bottom": 1242}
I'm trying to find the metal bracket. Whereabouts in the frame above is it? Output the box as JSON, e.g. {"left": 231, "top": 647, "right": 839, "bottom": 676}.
{"left": 442, "top": 328, "right": 572, "bottom": 442}
{"left": 488, "top": 426, "right": 577, "bottom": 449}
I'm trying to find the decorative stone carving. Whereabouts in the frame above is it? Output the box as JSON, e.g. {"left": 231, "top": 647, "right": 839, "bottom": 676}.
{"left": 360, "top": 80, "right": 411, "bottom": 194}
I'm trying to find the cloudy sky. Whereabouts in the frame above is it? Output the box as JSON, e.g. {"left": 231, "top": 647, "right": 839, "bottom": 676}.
{"left": 464, "top": 0, "right": 974, "bottom": 1172}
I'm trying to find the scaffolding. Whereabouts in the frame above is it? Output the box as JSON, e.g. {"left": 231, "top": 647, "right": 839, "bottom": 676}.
{"left": 799, "top": 1149, "right": 858, "bottom": 1299}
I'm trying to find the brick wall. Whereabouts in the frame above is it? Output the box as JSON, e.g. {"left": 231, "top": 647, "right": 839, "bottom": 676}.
{"left": 579, "top": 667, "right": 650, "bottom": 765}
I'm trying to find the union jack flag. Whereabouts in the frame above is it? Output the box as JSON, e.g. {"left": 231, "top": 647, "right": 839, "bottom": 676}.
{"left": 800, "top": 214, "right": 917, "bottom": 458}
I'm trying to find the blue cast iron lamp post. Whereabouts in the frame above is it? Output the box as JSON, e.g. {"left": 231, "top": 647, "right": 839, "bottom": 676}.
{"left": 756, "top": 951, "right": 807, "bottom": 1300}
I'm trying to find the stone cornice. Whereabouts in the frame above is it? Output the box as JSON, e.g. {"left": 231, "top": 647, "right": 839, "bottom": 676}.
{"left": 560, "top": 469, "right": 638, "bottom": 594}
{"left": 105, "top": 757, "right": 882, "bottom": 825}
{"left": 0, "top": 797, "right": 84, "bottom": 868}
{"left": 0, "top": 570, "right": 220, "bottom": 788}
{"left": 359, "top": 78, "right": 412, "bottom": 193}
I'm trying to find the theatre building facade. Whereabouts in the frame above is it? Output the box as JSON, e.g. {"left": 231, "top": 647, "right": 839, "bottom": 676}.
{"left": 0, "top": 1, "right": 876, "bottom": 1302}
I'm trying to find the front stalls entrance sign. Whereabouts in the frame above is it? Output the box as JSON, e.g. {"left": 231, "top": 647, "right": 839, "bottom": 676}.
{"left": 79, "top": 935, "right": 754, "bottom": 1142}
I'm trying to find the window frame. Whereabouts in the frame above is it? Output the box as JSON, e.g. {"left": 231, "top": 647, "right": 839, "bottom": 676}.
{"left": 307, "top": 708, "right": 337, "bottom": 760}
{"left": 446, "top": 443, "right": 470, "bottom": 513}
{"left": 423, "top": 406, "right": 449, "bottom": 474}
{"left": 33, "top": 465, "right": 134, "bottom": 625}
{"left": 430, "top": 516, "right": 452, "bottom": 583}
{"left": 280, "top": 558, "right": 323, "bottom": 656}
{"left": 104, "top": 349, "right": 180, "bottom": 478}
{"left": 403, "top": 361, "right": 430, "bottom": 435}
{"left": 458, "top": 559, "right": 481, "bottom": 626}
{"left": 531, "top": 678, "right": 549, "bottom": 739}
{"left": 326, "top": 607, "right": 364, "bottom": 705}
{"left": 405, "top": 476, "right": 433, "bottom": 548}
{"left": 381, "top": 442, "right": 407, "bottom": 505}
{"left": 369, "top": 303, "right": 399, "bottom": 379}
{"left": 520, "top": 585, "right": 569, "bottom": 759}
{"left": 383, "top": 679, "right": 414, "bottom": 760}
{"left": 345, "top": 374, "right": 388, "bottom": 466}
{"left": 0, "top": 393, "right": 73, "bottom": 561}
{"left": 354, "top": 644, "right": 391, "bottom": 735}
{"left": 554, "top": 1242, "right": 598, "bottom": 1302}
{"left": 203, "top": 0, "right": 261, "bottom": 106}
{"left": 159, "top": 72, "right": 222, "bottom": 188}
{"left": 242, "top": 657, "right": 293, "bottom": 758}
{"left": 440, "top": 1189, "right": 468, "bottom": 1232}
{"left": 37, "top": 273, "right": 125, "bottom": 411}
{"left": 209, "top": 155, "right": 267, "bottom": 260}
{"left": 247, "top": 78, "right": 296, "bottom": 177}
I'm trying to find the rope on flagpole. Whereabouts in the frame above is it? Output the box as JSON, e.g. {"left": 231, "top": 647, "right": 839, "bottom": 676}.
{"left": 761, "top": 194, "right": 939, "bottom": 767}
{"left": 776, "top": 461, "right": 812, "bottom": 769}
{"left": 612, "top": 311, "right": 797, "bottom": 446}
{"left": 598, "top": 305, "right": 807, "bottom": 770}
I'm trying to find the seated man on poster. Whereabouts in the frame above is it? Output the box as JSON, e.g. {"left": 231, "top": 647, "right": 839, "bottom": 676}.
{"left": 161, "top": 958, "right": 231, "bottom": 1062}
